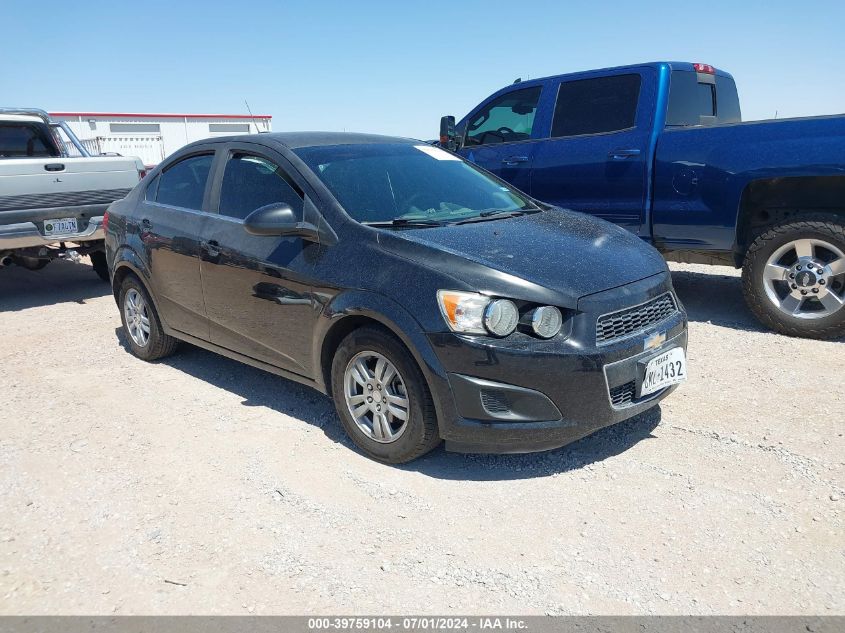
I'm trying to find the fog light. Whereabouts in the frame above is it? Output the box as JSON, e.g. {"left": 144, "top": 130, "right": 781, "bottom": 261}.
{"left": 531, "top": 306, "right": 563, "bottom": 339}
{"left": 483, "top": 299, "right": 519, "bottom": 337}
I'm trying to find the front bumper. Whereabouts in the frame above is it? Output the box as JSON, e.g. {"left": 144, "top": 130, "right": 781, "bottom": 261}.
{"left": 0, "top": 211, "right": 105, "bottom": 251}
{"left": 425, "top": 275, "right": 688, "bottom": 454}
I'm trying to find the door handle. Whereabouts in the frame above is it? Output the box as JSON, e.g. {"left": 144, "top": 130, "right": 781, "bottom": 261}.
{"left": 202, "top": 239, "right": 220, "bottom": 257}
{"left": 608, "top": 148, "right": 641, "bottom": 160}
{"left": 44, "top": 163, "right": 65, "bottom": 172}
{"left": 501, "top": 155, "right": 529, "bottom": 165}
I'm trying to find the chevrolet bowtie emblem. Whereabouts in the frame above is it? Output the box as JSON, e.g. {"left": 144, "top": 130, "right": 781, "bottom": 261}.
{"left": 644, "top": 331, "right": 667, "bottom": 351}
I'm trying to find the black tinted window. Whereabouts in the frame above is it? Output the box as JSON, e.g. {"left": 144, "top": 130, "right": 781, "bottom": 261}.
{"left": 219, "top": 153, "right": 303, "bottom": 220}
{"left": 156, "top": 154, "right": 213, "bottom": 210}
{"left": 465, "top": 87, "right": 542, "bottom": 146}
{"left": 667, "top": 71, "right": 742, "bottom": 126}
{"left": 0, "top": 123, "right": 59, "bottom": 158}
{"left": 551, "top": 74, "right": 641, "bottom": 138}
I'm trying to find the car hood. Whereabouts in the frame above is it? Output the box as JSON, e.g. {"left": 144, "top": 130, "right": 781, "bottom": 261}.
{"left": 380, "top": 208, "right": 667, "bottom": 305}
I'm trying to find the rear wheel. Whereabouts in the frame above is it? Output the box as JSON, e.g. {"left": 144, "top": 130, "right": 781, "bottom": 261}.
{"left": 89, "top": 250, "right": 110, "bottom": 282}
{"left": 331, "top": 326, "right": 440, "bottom": 463}
{"left": 118, "top": 276, "right": 178, "bottom": 361}
{"left": 742, "top": 214, "right": 845, "bottom": 339}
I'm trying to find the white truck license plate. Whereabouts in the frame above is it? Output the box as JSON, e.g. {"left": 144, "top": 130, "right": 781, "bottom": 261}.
{"left": 43, "top": 218, "right": 78, "bottom": 236}
{"left": 640, "top": 347, "right": 686, "bottom": 396}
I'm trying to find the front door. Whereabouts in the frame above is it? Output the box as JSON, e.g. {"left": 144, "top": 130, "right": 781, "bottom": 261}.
{"left": 529, "top": 72, "right": 651, "bottom": 233}
{"left": 199, "top": 146, "right": 320, "bottom": 377}
{"left": 458, "top": 85, "right": 543, "bottom": 194}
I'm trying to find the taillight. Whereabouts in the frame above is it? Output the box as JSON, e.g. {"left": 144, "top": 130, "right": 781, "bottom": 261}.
{"left": 693, "top": 63, "right": 716, "bottom": 74}
{"left": 138, "top": 169, "right": 147, "bottom": 180}
{"left": 103, "top": 210, "right": 109, "bottom": 232}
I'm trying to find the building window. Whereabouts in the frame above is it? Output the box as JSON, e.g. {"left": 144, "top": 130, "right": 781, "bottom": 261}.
{"left": 109, "top": 123, "right": 161, "bottom": 134}
{"left": 208, "top": 123, "right": 251, "bottom": 133}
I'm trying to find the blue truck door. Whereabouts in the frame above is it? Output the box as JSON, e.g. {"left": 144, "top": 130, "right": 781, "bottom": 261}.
{"left": 529, "top": 70, "right": 653, "bottom": 233}
{"left": 457, "top": 85, "right": 543, "bottom": 193}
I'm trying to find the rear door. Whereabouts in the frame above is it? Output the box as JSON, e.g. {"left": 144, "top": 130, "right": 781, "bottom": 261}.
{"left": 529, "top": 70, "right": 653, "bottom": 233}
{"left": 140, "top": 149, "right": 215, "bottom": 339}
{"left": 457, "top": 85, "right": 543, "bottom": 193}
{"left": 199, "top": 143, "right": 319, "bottom": 377}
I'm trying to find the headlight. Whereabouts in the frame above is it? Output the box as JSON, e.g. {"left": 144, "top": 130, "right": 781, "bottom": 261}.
{"left": 483, "top": 299, "right": 519, "bottom": 337}
{"left": 437, "top": 291, "right": 519, "bottom": 337}
{"left": 531, "top": 306, "right": 563, "bottom": 339}
{"left": 437, "top": 291, "right": 490, "bottom": 334}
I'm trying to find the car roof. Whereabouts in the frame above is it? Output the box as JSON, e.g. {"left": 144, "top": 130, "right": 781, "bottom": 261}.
{"left": 194, "top": 131, "right": 423, "bottom": 150}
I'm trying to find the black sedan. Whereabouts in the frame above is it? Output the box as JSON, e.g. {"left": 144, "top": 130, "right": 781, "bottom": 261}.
{"left": 104, "top": 132, "right": 687, "bottom": 463}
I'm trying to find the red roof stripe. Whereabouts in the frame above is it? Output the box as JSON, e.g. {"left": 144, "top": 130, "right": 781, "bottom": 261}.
{"left": 49, "top": 112, "right": 272, "bottom": 119}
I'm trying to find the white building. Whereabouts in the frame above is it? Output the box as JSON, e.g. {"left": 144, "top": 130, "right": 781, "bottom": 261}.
{"left": 50, "top": 111, "right": 273, "bottom": 167}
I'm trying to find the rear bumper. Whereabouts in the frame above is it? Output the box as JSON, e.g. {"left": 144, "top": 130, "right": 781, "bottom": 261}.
{"left": 0, "top": 209, "right": 105, "bottom": 250}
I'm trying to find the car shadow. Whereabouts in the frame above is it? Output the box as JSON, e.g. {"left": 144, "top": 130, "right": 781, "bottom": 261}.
{"left": 0, "top": 258, "right": 111, "bottom": 312}
{"left": 114, "top": 327, "right": 661, "bottom": 480}
{"left": 669, "top": 266, "right": 766, "bottom": 333}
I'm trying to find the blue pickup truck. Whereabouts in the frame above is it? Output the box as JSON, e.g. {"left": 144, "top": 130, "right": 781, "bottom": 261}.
{"left": 439, "top": 62, "right": 845, "bottom": 339}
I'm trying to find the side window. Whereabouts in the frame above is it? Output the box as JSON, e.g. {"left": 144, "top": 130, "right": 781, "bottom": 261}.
{"left": 156, "top": 154, "right": 214, "bottom": 210}
{"left": 218, "top": 153, "right": 303, "bottom": 220}
{"left": 0, "top": 123, "right": 59, "bottom": 158}
{"left": 144, "top": 174, "right": 160, "bottom": 201}
{"left": 551, "top": 74, "right": 641, "bottom": 138}
{"left": 464, "top": 87, "right": 542, "bottom": 147}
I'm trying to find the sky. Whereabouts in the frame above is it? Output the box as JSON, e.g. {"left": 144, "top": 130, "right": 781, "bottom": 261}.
{"left": 3, "top": 0, "right": 844, "bottom": 139}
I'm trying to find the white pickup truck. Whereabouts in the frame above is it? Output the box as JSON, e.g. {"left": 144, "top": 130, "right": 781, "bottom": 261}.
{"left": 0, "top": 108, "right": 145, "bottom": 279}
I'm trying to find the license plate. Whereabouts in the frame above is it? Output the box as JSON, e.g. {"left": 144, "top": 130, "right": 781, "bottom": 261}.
{"left": 43, "top": 218, "right": 78, "bottom": 236}
{"left": 640, "top": 347, "right": 686, "bottom": 397}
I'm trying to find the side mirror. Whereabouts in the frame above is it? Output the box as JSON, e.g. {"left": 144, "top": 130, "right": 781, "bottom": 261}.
{"left": 439, "top": 115, "right": 457, "bottom": 151}
{"left": 243, "top": 203, "right": 319, "bottom": 241}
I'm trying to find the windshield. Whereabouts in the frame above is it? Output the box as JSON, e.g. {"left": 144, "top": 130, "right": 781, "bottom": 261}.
{"left": 294, "top": 143, "right": 536, "bottom": 225}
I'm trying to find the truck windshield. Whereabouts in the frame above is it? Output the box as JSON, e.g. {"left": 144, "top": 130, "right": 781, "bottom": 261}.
{"left": 294, "top": 143, "right": 536, "bottom": 226}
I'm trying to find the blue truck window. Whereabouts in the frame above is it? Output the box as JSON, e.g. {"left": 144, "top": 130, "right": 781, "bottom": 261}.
{"left": 551, "top": 74, "right": 641, "bottom": 138}
{"left": 464, "top": 87, "right": 542, "bottom": 147}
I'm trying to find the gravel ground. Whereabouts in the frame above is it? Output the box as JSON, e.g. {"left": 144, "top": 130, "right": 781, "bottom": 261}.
{"left": 0, "top": 258, "right": 843, "bottom": 615}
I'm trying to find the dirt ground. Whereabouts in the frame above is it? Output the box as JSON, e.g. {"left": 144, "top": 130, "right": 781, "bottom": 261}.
{"left": 0, "top": 258, "right": 842, "bottom": 615}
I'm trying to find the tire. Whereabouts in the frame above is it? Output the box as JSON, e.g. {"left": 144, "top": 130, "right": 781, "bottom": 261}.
{"left": 13, "top": 256, "right": 49, "bottom": 271}
{"left": 331, "top": 326, "right": 441, "bottom": 463}
{"left": 118, "top": 275, "right": 179, "bottom": 361}
{"left": 90, "top": 250, "right": 110, "bottom": 282}
{"left": 742, "top": 213, "right": 845, "bottom": 339}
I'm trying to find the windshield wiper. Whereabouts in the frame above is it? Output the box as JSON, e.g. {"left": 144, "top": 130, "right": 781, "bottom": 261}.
{"left": 451, "top": 208, "right": 539, "bottom": 225}
{"left": 362, "top": 218, "right": 444, "bottom": 229}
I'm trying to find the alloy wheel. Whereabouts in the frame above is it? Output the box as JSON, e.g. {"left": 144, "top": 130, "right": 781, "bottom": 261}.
{"left": 343, "top": 351, "right": 410, "bottom": 443}
{"left": 762, "top": 238, "right": 845, "bottom": 319}
{"left": 124, "top": 288, "right": 151, "bottom": 347}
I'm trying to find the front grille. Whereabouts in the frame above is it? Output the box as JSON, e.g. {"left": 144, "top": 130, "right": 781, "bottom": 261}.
{"left": 596, "top": 292, "right": 678, "bottom": 345}
{"left": 609, "top": 381, "right": 636, "bottom": 407}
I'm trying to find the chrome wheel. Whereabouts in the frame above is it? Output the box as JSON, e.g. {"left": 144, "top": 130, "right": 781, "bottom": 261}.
{"left": 343, "top": 351, "right": 410, "bottom": 443}
{"left": 123, "top": 288, "right": 151, "bottom": 347}
{"left": 762, "top": 238, "right": 845, "bottom": 319}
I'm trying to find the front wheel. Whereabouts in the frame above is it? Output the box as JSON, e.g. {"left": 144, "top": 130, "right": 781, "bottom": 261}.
{"left": 742, "top": 214, "right": 845, "bottom": 339}
{"left": 331, "top": 327, "right": 441, "bottom": 463}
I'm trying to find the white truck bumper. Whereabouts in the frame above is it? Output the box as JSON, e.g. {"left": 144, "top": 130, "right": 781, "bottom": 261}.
{"left": 0, "top": 215, "right": 104, "bottom": 250}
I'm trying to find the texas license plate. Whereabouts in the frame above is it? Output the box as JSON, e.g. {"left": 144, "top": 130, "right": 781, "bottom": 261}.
{"left": 640, "top": 347, "right": 686, "bottom": 397}
{"left": 43, "top": 218, "right": 78, "bottom": 236}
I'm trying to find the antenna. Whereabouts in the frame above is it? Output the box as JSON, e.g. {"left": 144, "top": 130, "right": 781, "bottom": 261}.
{"left": 244, "top": 99, "right": 260, "bottom": 132}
